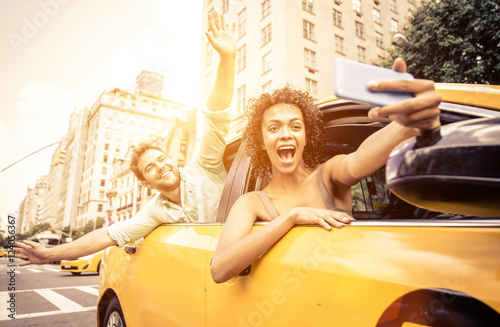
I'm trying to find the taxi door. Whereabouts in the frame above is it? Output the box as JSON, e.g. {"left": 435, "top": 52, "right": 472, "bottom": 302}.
{"left": 117, "top": 224, "right": 220, "bottom": 327}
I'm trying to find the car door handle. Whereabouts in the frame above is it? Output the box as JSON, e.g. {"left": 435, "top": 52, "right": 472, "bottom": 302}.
{"left": 239, "top": 265, "right": 251, "bottom": 276}
{"left": 124, "top": 245, "right": 136, "bottom": 255}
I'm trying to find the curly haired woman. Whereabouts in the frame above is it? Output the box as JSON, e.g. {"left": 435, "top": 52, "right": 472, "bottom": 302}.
{"left": 211, "top": 59, "right": 442, "bottom": 283}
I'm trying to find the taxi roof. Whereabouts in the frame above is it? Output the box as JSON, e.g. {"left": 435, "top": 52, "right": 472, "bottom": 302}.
{"left": 316, "top": 83, "right": 500, "bottom": 111}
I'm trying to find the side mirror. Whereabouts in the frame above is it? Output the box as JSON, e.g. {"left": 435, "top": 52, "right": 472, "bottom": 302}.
{"left": 386, "top": 117, "right": 500, "bottom": 217}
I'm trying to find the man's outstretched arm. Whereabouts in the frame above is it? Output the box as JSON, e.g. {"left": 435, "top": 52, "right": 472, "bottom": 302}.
{"left": 14, "top": 227, "right": 116, "bottom": 266}
{"left": 205, "top": 11, "right": 236, "bottom": 112}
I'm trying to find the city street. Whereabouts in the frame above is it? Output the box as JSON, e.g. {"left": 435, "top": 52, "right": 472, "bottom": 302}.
{"left": 0, "top": 257, "right": 98, "bottom": 327}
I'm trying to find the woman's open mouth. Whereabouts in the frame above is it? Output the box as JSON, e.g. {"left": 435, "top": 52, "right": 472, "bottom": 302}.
{"left": 277, "top": 145, "right": 296, "bottom": 163}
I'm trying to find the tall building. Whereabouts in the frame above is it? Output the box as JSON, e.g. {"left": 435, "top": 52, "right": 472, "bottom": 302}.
{"left": 17, "top": 176, "right": 48, "bottom": 234}
{"left": 200, "top": 0, "right": 420, "bottom": 137}
{"left": 39, "top": 145, "right": 64, "bottom": 228}
{"left": 58, "top": 108, "right": 89, "bottom": 231}
{"left": 34, "top": 108, "right": 88, "bottom": 232}
{"left": 16, "top": 194, "right": 28, "bottom": 234}
{"left": 76, "top": 71, "right": 195, "bottom": 229}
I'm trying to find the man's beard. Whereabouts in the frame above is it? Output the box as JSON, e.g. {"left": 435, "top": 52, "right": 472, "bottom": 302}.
{"left": 155, "top": 170, "right": 181, "bottom": 193}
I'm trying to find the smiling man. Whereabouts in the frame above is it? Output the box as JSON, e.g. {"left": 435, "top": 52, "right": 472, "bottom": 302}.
{"left": 15, "top": 11, "right": 236, "bottom": 265}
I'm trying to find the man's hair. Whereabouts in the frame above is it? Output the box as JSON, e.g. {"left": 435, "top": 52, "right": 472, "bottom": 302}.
{"left": 130, "top": 141, "right": 165, "bottom": 181}
{"left": 243, "top": 86, "right": 325, "bottom": 177}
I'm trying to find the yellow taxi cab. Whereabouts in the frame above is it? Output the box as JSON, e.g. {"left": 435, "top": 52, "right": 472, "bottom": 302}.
{"left": 61, "top": 250, "right": 104, "bottom": 276}
{"left": 0, "top": 248, "right": 7, "bottom": 257}
{"left": 97, "top": 84, "right": 500, "bottom": 327}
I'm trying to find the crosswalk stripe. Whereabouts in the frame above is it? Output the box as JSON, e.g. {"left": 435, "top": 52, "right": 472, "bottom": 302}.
{"left": 74, "top": 286, "right": 99, "bottom": 296}
{"left": 42, "top": 267, "right": 61, "bottom": 272}
{"left": 34, "top": 289, "right": 85, "bottom": 312}
{"left": 1, "top": 307, "right": 96, "bottom": 321}
{"left": 27, "top": 268, "right": 42, "bottom": 273}
{"left": 0, "top": 286, "right": 99, "bottom": 321}
{"left": 0, "top": 285, "right": 99, "bottom": 294}
{"left": 0, "top": 292, "right": 13, "bottom": 321}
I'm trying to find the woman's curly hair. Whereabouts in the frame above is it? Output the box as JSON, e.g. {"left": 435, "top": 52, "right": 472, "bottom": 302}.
{"left": 243, "top": 86, "right": 325, "bottom": 177}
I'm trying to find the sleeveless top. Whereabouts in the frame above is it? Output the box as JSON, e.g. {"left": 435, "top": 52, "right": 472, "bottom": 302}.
{"left": 256, "top": 164, "right": 353, "bottom": 219}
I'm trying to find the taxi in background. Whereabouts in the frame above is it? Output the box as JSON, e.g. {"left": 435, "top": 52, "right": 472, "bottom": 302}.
{"left": 61, "top": 250, "right": 104, "bottom": 276}
{"left": 97, "top": 83, "right": 500, "bottom": 327}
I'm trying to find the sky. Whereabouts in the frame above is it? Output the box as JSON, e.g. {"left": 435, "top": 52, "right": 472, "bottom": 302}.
{"left": 0, "top": 0, "right": 204, "bottom": 230}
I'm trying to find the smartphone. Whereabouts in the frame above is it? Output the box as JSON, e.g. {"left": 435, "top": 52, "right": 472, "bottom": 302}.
{"left": 333, "top": 59, "right": 414, "bottom": 107}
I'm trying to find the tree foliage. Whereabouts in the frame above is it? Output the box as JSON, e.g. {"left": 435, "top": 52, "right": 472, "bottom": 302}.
{"left": 376, "top": 0, "right": 499, "bottom": 84}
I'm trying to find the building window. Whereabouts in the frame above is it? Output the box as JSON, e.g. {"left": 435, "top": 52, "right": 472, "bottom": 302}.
{"left": 305, "top": 78, "right": 318, "bottom": 98}
{"left": 304, "top": 48, "right": 316, "bottom": 69}
{"left": 238, "top": 8, "right": 247, "bottom": 38}
{"left": 302, "top": 0, "right": 313, "bottom": 13}
{"left": 102, "top": 167, "right": 107, "bottom": 175}
{"left": 353, "top": 0, "right": 361, "bottom": 13}
{"left": 333, "top": 9, "right": 342, "bottom": 27}
{"left": 376, "top": 32, "right": 383, "bottom": 48}
{"left": 389, "top": 0, "right": 397, "bottom": 12}
{"left": 222, "top": 0, "right": 229, "bottom": 14}
{"left": 373, "top": 8, "right": 380, "bottom": 24}
{"left": 262, "top": 24, "right": 272, "bottom": 46}
{"left": 103, "top": 154, "right": 108, "bottom": 163}
{"left": 237, "top": 44, "right": 246, "bottom": 71}
{"left": 355, "top": 21, "right": 364, "bottom": 39}
{"left": 117, "top": 133, "right": 122, "bottom": 141}
{"left": 104, "top": 143, "right": 109, "bottom": 151}
{"left": 237, "top": 85, "right": 246, "bottom": 116}
{"left": 180, "top": 140, "right": 187, "bottom": 152}
{"left": 105, "top": 131, "right": 111, "bottom": 139}
{"left": 98, "top": 204, "right": 103, "bottom": 212}
{"left": 206, "top": 42, "right": 212, "bottom": 67}
{"left": 357, "top": 46, "right": 366, "bottom": 63}
{"left": 99, "top": 190, "right": 105, "bottom": 200}
{"left": 262, "top": 81, "right": 272, "bottom": 94}
{"left": 335, "top": 35, "right": 345, "bottom": 54}
{"left": 262, "top": 52, "right": 272, "bottom": 74}
{"left": 101, "top": 179, "right": 106, "bottom": 187}
{"left": 303, "top": 20, "right": 315, "bottom": 41}
{"left": 116, "top": 145, "right": 120, "bottom": 153}
{"left": 262, "top": 0, "right": 271, "bottom": 18}
{"left": 391, "top": 18, "right": 399, "bottom": 33}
